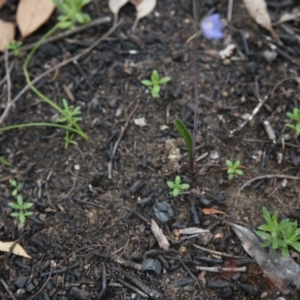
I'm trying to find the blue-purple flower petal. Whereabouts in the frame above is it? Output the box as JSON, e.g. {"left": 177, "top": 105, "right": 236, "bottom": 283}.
{"left": 200, "top": 14, "right": 224, "bottom": 40}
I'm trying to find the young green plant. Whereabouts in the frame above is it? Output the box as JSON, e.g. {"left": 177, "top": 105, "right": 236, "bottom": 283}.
{"left": 141, "top": 70, "right": 171, "bottom": 98}
{"left": 225, "top": 160, "right": 243, "bottom": 180}
{"left": 286, "top": 108, "right": 300, "bottom": 136}
{"left": 167, "top": 175, "right": 190, "bottom": 197}
{"left": 56, "top": 98, "right": 83, "bottom": 148}
{"left": 6, "top": 40, "right": 23, "bottom": 56}
{"left": 53, "top": 0, "right": 92, "bottom": 29}
{"left": 256, "top": 207, "right": 300, "bottom": 257}
{"left": 0, "top": 0, "right": 90, "bottom": 147}
{"left": 8, "top": 179, "right": 34, "bottom": 225}
{"left": 0, "top": 156, "right": 12, "bottom": 167}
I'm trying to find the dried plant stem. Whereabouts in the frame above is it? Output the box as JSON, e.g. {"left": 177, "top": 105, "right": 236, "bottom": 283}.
{"left": 191, "top": 0, "right": 200, "bottom": 172}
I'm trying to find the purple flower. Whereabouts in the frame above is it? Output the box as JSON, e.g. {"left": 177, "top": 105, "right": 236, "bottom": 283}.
{"left": 200, "top": 14, "right": 224, "bottom": 40}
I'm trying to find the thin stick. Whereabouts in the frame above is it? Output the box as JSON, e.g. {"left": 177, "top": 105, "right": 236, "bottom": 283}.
{"left": 108, "top": 99, "right": 140, "bottom": 179}
{"left": 230, "top": 95, "right": 268, "bottom": 135}
{"left": 0, "top": 20, "right": 121, "bottom": 125}
{"left": 227, "top": 0, "right": 234, "bottom": 22}
{"left": 191, "top": 0, "right": 200, "bottom": 172}
{"left": 193, "top": 244, "right": 246, "bottom": 258}
{"left": 234, "top": 174, "right": 300, "bottom": 206}
{"left": 179, "top": 258, "right": 203, "bottom": 289}
{"left": 4, "top": 48, "right": 12, "bottom": 121}
{"left": 196, "top": 266, "right": 247, "bottom": 272}
{"left": 0, "top": 17, "right": 111, "bottom": 63}
{"left": 0, "top": 278, "right": 17, "bottom": 300}
{"left": 117, "top": 278, "right": 149, "bottom": 298}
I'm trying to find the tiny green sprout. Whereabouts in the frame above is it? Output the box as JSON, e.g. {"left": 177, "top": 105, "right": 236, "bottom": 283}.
{"left": 53, "top": 0, "right": 92, "bottom": 29}
{"left": 56, "top": 98, "right": 82, "bottom": 148}
{"left": 8, "top": 195, "right": 34, "bottom": 224}
{"left": 141, "top": 70, "right": 171, "bottom": 98}
{"left": 256, "top": 207, "right": 300, "bottom": 257}
{"left": 167, "top": 175, "right": 190, "bottom": 197}
{"left": 0, "top": 156, "right": 12, "bottom": 167}
{"left": 286, "top": 108, "right": 300, "bottom": 136}
{"left": 9, "top": 178, "right": 22, "bottom": 197}
{"left": 225, "top": 160, "right": 243, "bottom": 180}
{"left": 6, "top": 40, "right": 23, "bottom": 56}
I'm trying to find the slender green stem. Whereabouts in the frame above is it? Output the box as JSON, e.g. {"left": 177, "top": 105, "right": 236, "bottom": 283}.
{"left": 22, "top": 9, "right": 88, "bottom": 141}
{"left": 0, "top": 122, "right": 83, "bottom": 136}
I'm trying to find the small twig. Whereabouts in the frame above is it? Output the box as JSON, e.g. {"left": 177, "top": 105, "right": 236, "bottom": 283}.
{"left": 271, "top": 76, "right": 298, "bottom": 99}
{"left": 234, "top": 174, "right": 300, "bottom": 206}
{"left": 96, "top": 263, "right": 107, "bottom": 300}
{"left": 0, "top": 61, "right": 14, "bottom": 88}
{"left": 0, "top": 16, "right": 111, "bottom": 63}
{"left": 196, "top": 266, "right": 247, "bottom": 272}
{"left": 57, "top": 244, "right": 104, "bottom": 268}
{"left": 227, "top": 0, "right": 234, "bottom": 22}
{"left": 117, "top": 278, "right": 149, "bottom": 298}
{"left": 108, "top": 99, "right": 140, "bottom": 179}
{"left": 72, "top": 198, "right": 105, "bottom": 209}
{"left": 0, "top": 19, "right": 121, "bottom": 125}
{"left": 3, "top": 48, "right": 12, "bottom": 122}
{"left": 0, "top": 278, "right": 17, "bottom": 300}
{"left": 29, "top": 262, "right": 54, "bottom": 300}
{"left": 179, "top": 258, "right": 203, "bottom": 289}
{"left": 193, "top": 244, "right": 246, "bottom": 259}
{"left": 230, "top": 95, "right": 268, "bottom": 135}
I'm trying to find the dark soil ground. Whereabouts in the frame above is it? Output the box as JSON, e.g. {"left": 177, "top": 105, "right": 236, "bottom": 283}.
{"left": 1, "top": 0, "right": 300, "bottom": 299}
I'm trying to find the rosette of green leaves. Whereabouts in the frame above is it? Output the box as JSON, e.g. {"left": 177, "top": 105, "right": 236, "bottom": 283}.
{"left": 167, "top": 175, "right": 190, "bottom": 197}
{"left": 141, "top": 70, "right": 171, "bottom": 98}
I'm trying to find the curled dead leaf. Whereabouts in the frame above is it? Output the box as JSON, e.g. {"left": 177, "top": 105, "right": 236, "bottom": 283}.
{"left": 108, "top": 0, "right": 129, "bottom": 24}
{"left": 202, "top": 208, "right": 228, "bottom": 216}
{"left": 0, "top": 241, "right": 31, "bottom": 259}
{"left": 151, "top": 219, "right": 170, "bottom": 250}
{"left": 0, "top": 19, "right": 15, "bottom": 52}
{"left": 242, "top": 0, "right": 281, "bottom": 44}
{"left": 131, "top": 0, "right": 157, "bottom": 30}
{"left": 16, "top": 0, "right": 56, "bottom": 37}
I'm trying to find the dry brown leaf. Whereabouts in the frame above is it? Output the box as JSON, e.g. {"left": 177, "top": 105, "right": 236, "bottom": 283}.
{"left": 242, "top": 0, "right": 281, "bottom": 44}
{"left": 0, "top": 19, "right": 15, "bottom": 52}
{"left": 202, "top": 208, "right": 228, "bottom": 216}
{"left": 230, "top": 222, "right": 300, "bottom": 294}
{"left": 0, "top": 241, "right": 32, "bottom": 259}
{"left": 16, "top": 0, "right": 56, "bottom": 37}
{"left": 0, "top": 0, "right": 7, "bottom": 10}
{"left": 151, "top": 219, "right": 170, "bottom": 250}
{"left": 273, "top": 8, "right": 300, "bottom": 26}
{"left": 108, "top": 0, "right": 129, "bottom": 24}
{"left": 131, "top": 0, "right": 157, "bottom": 30}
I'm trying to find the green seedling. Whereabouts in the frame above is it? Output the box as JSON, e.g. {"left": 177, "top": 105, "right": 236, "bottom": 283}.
{"left": 167, "top": 175, "right": 190, "bottom": 197}
{"left": 0, "top": 0, "right": 89, "bottom": 147}
{"left": 286, "top": 108, "right": 300, "bottom": 136}
{"left": 256, "top": 207, "right": 300, "bottom": 257}
{"left": 0, "top": 156, "right": 12, "bottom": 167}
{"left": 225, "top": 160, "right": 243, "bottom": 180}
{"left": 56, "top": 98, "right": 83, "bottom": 148}
{"left": 9, "top": 178, "right": 22, "bottom": 196}
{"left": 174, "top": 119, "right": 194, "bottom": 169}
{"left": 6, "top": 40, "right": 23, "bottom": 56}
{"left": 53, "top": 0, "right": 92, "bottom": 28}
{"left": 8, "top": 179, "right": 34, "bottom": 225}
{"left": 8, "top": 196, "right": 34, "bottom": 224}
{"left": 141, "top": 70, "right": 171, "bottom": 98}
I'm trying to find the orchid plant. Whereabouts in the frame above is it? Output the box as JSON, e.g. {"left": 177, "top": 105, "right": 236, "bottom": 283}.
{"left": 175, "top": 14, "right": 224, "bottom": 172}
